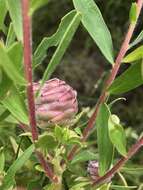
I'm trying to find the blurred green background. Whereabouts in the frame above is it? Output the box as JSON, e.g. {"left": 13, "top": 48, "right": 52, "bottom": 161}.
{"left": 32, "top": 0, "right": 143, "bottom": 133}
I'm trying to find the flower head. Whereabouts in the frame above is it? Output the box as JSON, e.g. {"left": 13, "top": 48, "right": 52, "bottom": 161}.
{"left": 34, "top": 78, "right": 78, "bottom": 128}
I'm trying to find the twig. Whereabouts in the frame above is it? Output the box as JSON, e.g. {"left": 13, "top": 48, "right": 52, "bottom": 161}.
{"left": 93, "top": 137, "right": 143, "bottom": 186}
{"left": 22, "top": 0, "right": 38, "bottom": 141}
{"left": 67, "top": 0, "right": 143, "bottom": 162}
{"left": 22, "top": 0, "right": 58, "bottom": 183}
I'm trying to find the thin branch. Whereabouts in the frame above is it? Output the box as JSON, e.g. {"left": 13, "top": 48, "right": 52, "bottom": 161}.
{"left": 22, "top": 0, "right": 58, "bottom": 183}
{"left": 93, "top": 137, "right": 143, "bottom": 186}
{"left": 67, "top": 0, "right": 143, "bottom": 161}
{"left": 22, "top": 0, "right": 38, "bottom": 141}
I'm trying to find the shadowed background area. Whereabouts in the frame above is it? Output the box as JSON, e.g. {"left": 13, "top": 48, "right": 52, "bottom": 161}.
{"left": 32, "top": 0, "right": 143, "bottom": 133}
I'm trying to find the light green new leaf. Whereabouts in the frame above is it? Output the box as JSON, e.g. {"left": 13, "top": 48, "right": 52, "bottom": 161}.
{"left": 33, "top": 10, "right": 81, "bottom": 68}
{"left": 96, "top": 103, "right": 113, "bottom": 176}
{"left": 123, "top": 46, "right": 143, "bottom": 63}
{"left": 108, "top": 115, "right": 127, "bottom": 156}
{"left": 1, "top": 86, "right": 29, "bottom": 125}
{"left": 111, "top": 185, "right": 137, "bottom": 190}
{"left": 108, "top": 62, "right": 143, "bottom": 94}
{"left": 71, "top": 150, "right": 98, "bottom": 164}
{"left": 40, "top": 10, "right": 81, "bottom": 87}
{"left": 129, "top": 3, "right": 137, "bottom": 23}
{"left": 0, "top": 42, "right": 25, "bottom": 85}
{"left": 6, "top": 23, "right": 16, "bottom": 47}
{"left": 73, "top": 0, "right": 114, "bottom": 64}
{"left": 0, "top": 0, "right": 7, "bottom": 32}
{"left": 6, "top": 0, "right": 23, "bottom": 41}
{"left": 30, "top": 0, "right": 49, "bottom": 15}
{"left": 130, "top": 30, "right": 143, "bottom": 48}
{"left": 1, "top": 144, "right": 34, "bottom": 190}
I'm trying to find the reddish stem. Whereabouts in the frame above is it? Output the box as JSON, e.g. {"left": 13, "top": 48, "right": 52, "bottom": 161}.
{"left": 36, "top": 151, "right": 59, "bottom": 183}
{"left": 67, "top": 0, "right": 143, "bottom": 161}
{"left": 22, "top": 0, "right": 38, "bottom": 141}
{"left": 22, "top": 0, "right": 58, "bottom": 183}
{"left": 93, "top": 137, "right": 143, "bottom": 186}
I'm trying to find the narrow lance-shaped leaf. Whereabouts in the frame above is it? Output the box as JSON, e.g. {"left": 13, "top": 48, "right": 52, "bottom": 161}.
{"left": 73, "top": 0, "right": 114, "bottom": 64}
{"left": 33, "top": 10, "right": 80, "bottom": 68}
{"left": 108, "top": 62, "right": 143, "bottom": 94}
{"left": 1, "top": 144, "right": 34, "bottom": 190}
{"left": 40, "top": 10, "right": 81, "bottom": 87}
{"left": 6, "top": 23, "right": 16, "bottom": 47}
{"left": 108, "top": 115, "right": 127, "bottom": 156}
{"left": 0, "top": 0, "right": 7, "bottom": 32}
{"left": 123, "top": 46, "right": 143, "bottom": 63}
{"left": 6, "top": 0, "right": 23, "bottom": 41}
{"left": 130, "top": 30, "right": 143, "bottom": 48}
{"left": 30, "top": 0, "right": 49, "bottom": 15}
{"left": 1, "top": 86, "right": 29, "bottom": 125}
{"left": 96, "top": 103, "right": 113, "bottom": 176}
{"left": 0, "top": 42, "right": 25, "bottom": 85}
{"left": 0, "top": 148, "right": 5, "bottom": 172}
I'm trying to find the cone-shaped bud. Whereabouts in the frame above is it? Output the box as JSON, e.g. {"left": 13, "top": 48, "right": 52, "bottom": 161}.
{"left": 34, "top": 78, "right": 78, "bottom": 128}
{"left": 87, "top": 161, "right": 99, "bottom": 180}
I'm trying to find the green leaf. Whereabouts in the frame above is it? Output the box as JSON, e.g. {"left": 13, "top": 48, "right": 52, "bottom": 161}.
{"left": 7, "top": 42, "right": 23, "bottom": 73}
{"left": 71, "top": 150, "right": 98, "bottom": 164}
{"left": 36, "top": 133, "right": 58, "bottom": 151}
{"left": 121, "top": 166, "right": 143, "bottom": 175}
{"left": 130, "top": 30, "right": 143, "bottom": 48}
{"left": 1, "top": 144, "right": 34, "bottom": 190}
{"left": 0, "top": 0, "right": 7, "bottom": 32}
{"left": 123, "top": 46, "right": 143, "bottom": 63}
{"left": 39, "top": 10, "right": 81, "bottom": 87}
{"left": 96, "top": 103, "right": 113, "bottom": 176}
{"left": 108, "top": 62, "right": 143, "bottom": 94}
{"left": 99, "top": 183, "right": 111, "bottom": 190}
{"left": 0, "top": 42, "right": 25, "bottom": 85}
{"left": 108, "top": 114, "right": 127, "bottom": 156}
{"left": 73, "top": 0, "right": 114, "bottom": 64}
{"left": 129, "top": 3, "right": 137, "bottom": 23}
{"left": 30, "top": 0, "right": 49, "bottom": 15}
{"left": 6, "top": 23, "right": 16, "bottom": 47}
{"left": 0, "top": 147, "right": 5, "bottom": 172}
{"left": 111, "top": 185, "right": 137, "bottom": 190}
{"left": 1, "top": 86, "right": 29, "bottom": 125}
{"left": 6, "top": 0, "right": 23, "bottom": 41}
{"left": 33, "top": 10, "right": 80, "bottom": 68}
{"left": 0, "top": 71, "right": 12, "bottom": 100}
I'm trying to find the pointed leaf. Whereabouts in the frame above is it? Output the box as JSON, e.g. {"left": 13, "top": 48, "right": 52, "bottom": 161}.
{"left": 108, "top": 62, "right": 143, "bottom": 94}
{"left": 96, "top": 103, "right": 113, "bottom": 176}
{"left": 108, "top": 114, "right": 127, "bottom": 156}
{"left": 0, "top": 0, "right": 7, "bottom": 32}
{"left": 6, "top": 0, "right": 23, "bottom": 41}
{"left": 30, "top": 0, "right": 49, "bottom": 15}
{"left": 33, "top": 10, "right": 80, "bottom": 68}
{"left": 0, "top": 42, "right": 25, "bottom": 85}
{"left": 73, "top": 0, "right": 114, "bottom": 63}
{"left": 123, "top": 46, "right": 143, "bottom": 63}
{"left": 130, "top": 30, "right": 143, "bottom": 48}
{"left": 1, "top": 86, "right": 29, "bottom": 125}
{"left": 1, "top": 144, "right": 34, "bottom": 190}
{"left": 6, "top": 23, "right": 16, "bottom": 47}
{"left": 71, "top": 150, "right": 98, "bottom": 164}
{"left": 40, "top": 10, "right": 81, "bottom": 87}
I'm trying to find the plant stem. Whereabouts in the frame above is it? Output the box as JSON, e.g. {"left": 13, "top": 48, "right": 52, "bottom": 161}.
{"left": 93, "top": 137, "right": 143, "bottom": 186}
{"left": 36, "top": 151, "right": 59, "bottom": 183}
{"left": 67, "top": 0, "right": 143, "bottom": 161}
{"left": 22, "top": 0, "right": 38, "bottom": 141}
{"left": 22, "top": 0, "right": 58, "bottom": 183}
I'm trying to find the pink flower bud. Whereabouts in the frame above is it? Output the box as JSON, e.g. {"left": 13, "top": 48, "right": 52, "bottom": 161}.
{"left": 87, "top": 161, "right": 99, "bottom": 180}
{"left": 34, "top": 78, "right": 78, "bottom": 128}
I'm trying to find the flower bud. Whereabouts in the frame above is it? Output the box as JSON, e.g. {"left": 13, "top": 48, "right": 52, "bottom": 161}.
{"left": 34, "top": 78, "right": 78, "bottom": 128}
{"left": 87, "top": 161, "right": 99, "bottom": 180}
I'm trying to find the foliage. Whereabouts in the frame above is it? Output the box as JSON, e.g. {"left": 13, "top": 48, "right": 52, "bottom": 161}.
{"left": 0, "top": 0, "right": 143, "bottom": 189}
